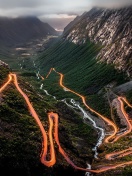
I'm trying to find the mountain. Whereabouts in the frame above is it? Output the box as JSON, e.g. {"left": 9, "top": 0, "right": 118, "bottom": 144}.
{"left": 63, "top": 7, "right": 132, "bottom": 77}
{"left": 31, "top": 7, "right": 131, "bottom": 98}
{"left": 0, "top": 6, "right": 132, "bottom": 176}
{"left": 0, "top": 16, "right": 57, "bottom": 47}
{"left": 63, "top": 12, "right": 87, "bottom": 34}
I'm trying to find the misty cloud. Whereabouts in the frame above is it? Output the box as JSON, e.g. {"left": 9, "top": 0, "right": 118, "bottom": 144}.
{"left": 0, "top": 0, "right": 131, "bottom": 16}
{"left": 93, "top": 0, "right": 132, "bottom": 8}
{"left": 0, "top": 0, "right": 131, "bottom": 29}
{"left": 0, "top": 0, "right": 44, "bottom": 9}
{"left": 0, "top": 0, "right": 90, "bottom": 17}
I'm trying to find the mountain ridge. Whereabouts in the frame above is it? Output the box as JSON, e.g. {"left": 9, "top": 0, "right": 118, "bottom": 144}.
{"left": 63, "top": 6, "right": 132, "bottom": 77}
{"left": 0, "top": 16, "right": 57, "bottom": 47}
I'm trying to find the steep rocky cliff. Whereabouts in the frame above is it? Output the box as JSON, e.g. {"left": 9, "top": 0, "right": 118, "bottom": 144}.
{"left": 63, "top": 7, "right": 132, "bottom": 77}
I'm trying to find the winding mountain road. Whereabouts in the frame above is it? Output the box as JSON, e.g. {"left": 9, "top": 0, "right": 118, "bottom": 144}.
{"left": 43, "top": 68, "right": 132, "bottom": 172}
{"left": 0, "top": 72, "right": 132, "bottom": 174}
{"left": 52, "top": 68, "right": 118, "bottom": 143}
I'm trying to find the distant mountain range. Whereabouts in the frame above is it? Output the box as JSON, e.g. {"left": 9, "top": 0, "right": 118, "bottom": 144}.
{"left": 63, "top": 6, "right": 132, "bottom": 77}
{"left": 0, "top": 16, "right": 57, "bottom": 47}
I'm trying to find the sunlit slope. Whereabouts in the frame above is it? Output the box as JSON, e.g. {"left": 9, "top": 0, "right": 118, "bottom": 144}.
{"left": 36, "top": 40, "right": 127, "bottom": 95}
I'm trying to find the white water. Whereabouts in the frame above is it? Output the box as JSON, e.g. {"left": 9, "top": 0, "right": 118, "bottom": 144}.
{"left": 33, "top": 61, "right": 36, "bottom": 67}
{"left": 36, "top": 71, "right": 56, "bottom": 99}
{"left": 63, "top": 87, "right": 69, "bottom": 92}
{"left": 85, "top": 163, "right": 91, "bottom": 176}
{"left": 44, "top": 89, "right": 50, "bottom": 96}
{"left": 35, "top": 71, "right": 105, "bottom": 167}
{"left": 61, "top": 99, "right": 78, "bottom": 110}
{"left": 18, "top": 63, "right": 22, "bottom": 69}
{"left": 64, "top": 99, "right": 105, "bottom": 159}
{"left": 53, "top": 96, "right": 56, "bottom": 99}
{"left": 36, "top": 71, "right": 40, "bottom": 79}
{"left": 40, "top": 84, "right": 43, "bottom": 90}
{"left": 43, "top": 88, "right": 57, "bottom": 100}
{"left": 39, "top": 85, "right": 105, "bottom": 158}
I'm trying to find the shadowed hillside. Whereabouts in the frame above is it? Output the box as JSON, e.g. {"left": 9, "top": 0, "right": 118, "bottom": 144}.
{"left": 0, "top": 16, "right": 57, "bottom": 47}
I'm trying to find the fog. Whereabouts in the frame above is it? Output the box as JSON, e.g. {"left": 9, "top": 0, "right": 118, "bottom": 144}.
{"left": 0, "top": 0, "right": 131, "bottom": 30}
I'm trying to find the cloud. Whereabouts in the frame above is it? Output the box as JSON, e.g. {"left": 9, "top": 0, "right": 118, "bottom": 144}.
{"left": 0, "top": 0, "right": 90, "bottom": 17}
{"left": 0, "top": 0, "right": 131, "bottom": 16}
{"left": 0, "top": 0, "right": 44, "bottom": 9}
{"left": 0, "top": 0, "right": 131, "bottom": 29}
{"left": 92, "top": 0, "right": 132, "bottom": 8}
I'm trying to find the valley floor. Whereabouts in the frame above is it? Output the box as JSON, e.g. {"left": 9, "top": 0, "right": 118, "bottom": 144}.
{"left": 0, "top": 37, "right": 132, "bottom": 176}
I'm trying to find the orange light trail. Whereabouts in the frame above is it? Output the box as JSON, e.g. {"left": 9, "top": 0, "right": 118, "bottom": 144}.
{"left": 106, "top": 147, "right": 132, "bottom": 160}
{"left": 0, "top": 74, "right": 12, "bottom": 93}
{"left": 12, "top": 73, "right": 56, "bottom": 167}
{"left": 1, "top": 72, "right": 132, "bottom": 174}
{"left": 113, "top": 97, "right": 132, "bottom": 142}
{"left": 38, "top": 73, "right": 45, "bottom": 80}
{"left": 43, "top": 68, "right": 132, "bottom": 172}
{"left": 121, "top": 97, "right": 132, "bottom": 108}
{"left": 46, "top": 68, "right": 53, "bottom": 79}
{"left": 52, "top": 68, "right": 118, "bottom": 143}
{"left": 0, "top": 73, "right": 56, "bottom": 167}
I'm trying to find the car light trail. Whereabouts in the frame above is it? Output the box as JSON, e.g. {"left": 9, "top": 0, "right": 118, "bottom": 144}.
{"left": 1, "top": 72, "right": 132, "bottom": 174}
{"left": 113, "top": 97, "right": 132, "bottom": 142}
{"left": 52, "top": 68, "right": 118, "bottom": 143}
{"left": 121, "top": 97, "right": 132, "bottom": 108}
{"left": 0, "top": 74, "right": 12, "bottom": 93}
{"left": 106, "top": 147, "right": 132, "bottom": 160}
{"left": 43, "top": 68, "right": 132, "bottom": 172}
{"left": 46, "top": 68, "right": 53, "bottom": 79}
{"left": 38, "top": 73, "right": 45, "bottom": 80}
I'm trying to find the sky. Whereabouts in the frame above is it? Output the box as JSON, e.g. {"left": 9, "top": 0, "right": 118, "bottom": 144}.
{"left": 0, "top": 0, "right": 131, "bottom": 31}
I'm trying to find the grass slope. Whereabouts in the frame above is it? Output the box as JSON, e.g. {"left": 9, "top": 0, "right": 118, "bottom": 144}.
{"left": 35, "top": 40, "right": 127, "bottom": 95}
{"left": 0, "top": 66, "right": 96, "bottom": 176}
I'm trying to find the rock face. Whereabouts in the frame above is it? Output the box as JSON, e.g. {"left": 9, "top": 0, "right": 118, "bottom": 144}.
{"left": 0, "top": 60, "right": 8, "bottom": 67}
{"left": 63, "top": 7, "right": 132, "bottom": 77}
{"left": 0, "top": 16, "right": 57, "bottom": 47}
{"left": 64, "top": 12, "right": 87, "bottom": 34}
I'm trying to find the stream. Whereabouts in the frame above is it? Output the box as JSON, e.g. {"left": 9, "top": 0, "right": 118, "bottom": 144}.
{"left": 36, "top": 64, "right": 105, "bottom": 174}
